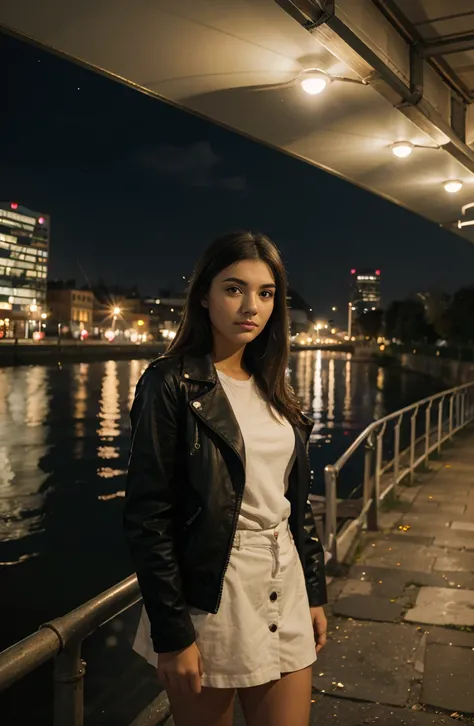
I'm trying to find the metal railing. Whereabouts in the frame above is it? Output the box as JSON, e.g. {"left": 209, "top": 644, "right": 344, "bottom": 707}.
{"left": 324, "top": 380, "right": 474, "bottom": 565}
{"left": 0, "top": 575, "right": 171, "bottom": 726}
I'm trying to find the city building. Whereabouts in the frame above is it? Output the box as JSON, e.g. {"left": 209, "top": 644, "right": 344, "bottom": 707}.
{"left": 47, "top": 280, "right": 95, "bottom": 335}
{"left": 0, "top": 201, "right": 49, "bottom": 338}
{"left": 287, "top": 288, "right": 312, "bottom": 335}
{"left": 350, "top": 268, "right": 381, "bottom": 316}
{"left": 143, "top": 294, "right": 186, "bottom": 340}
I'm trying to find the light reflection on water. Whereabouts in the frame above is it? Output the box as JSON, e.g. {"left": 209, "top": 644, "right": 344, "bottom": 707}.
{"left": 0, "top": 353, "right": 440, "bottom": 574}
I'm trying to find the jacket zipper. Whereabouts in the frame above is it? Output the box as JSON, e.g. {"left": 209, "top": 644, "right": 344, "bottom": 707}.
{"left": 190, "top": 421, "right": 200, "bottom": 455}
{"left": 184, "top": 506, "right": 202, "bottom": 529}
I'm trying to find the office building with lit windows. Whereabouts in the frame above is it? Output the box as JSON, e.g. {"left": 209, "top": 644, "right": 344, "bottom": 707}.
{"left": 350, "top": 268, "right": 381, "bottom": 315}
{"left": 0, "top": 201, "right": 49, "bottom": 337}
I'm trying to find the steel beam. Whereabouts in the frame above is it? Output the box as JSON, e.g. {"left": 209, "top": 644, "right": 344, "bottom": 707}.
{"left": 420, "top": 34, "right": 474, "bottom": 58}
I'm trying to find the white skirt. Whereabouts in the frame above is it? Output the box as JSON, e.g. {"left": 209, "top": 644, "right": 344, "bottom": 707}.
{"left": 132, "top": 519, "right": 317, "bottom": 688}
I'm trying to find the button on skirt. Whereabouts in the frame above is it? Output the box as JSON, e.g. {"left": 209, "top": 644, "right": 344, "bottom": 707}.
{"left": 133, "top": 519, "right": 317, "bottom": 688}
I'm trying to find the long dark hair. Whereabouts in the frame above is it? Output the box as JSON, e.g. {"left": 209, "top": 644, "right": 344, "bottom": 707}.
{"left": 166, "top": 231, "right": 305, "bottom": 427}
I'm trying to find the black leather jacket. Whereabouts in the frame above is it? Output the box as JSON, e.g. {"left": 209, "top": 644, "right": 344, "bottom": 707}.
{"left": 124, "top": 353, "right": 327, "bottom": 653}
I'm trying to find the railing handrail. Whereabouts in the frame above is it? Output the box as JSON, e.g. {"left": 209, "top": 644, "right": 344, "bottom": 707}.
{"left": 0, "top": 574, "right": 141, "bottom": 692}
{"left": 323, "top": 377, "right": 474, "bottom": 567}
{"left": 329, "top": 380, "right": 474, "bottom": 475}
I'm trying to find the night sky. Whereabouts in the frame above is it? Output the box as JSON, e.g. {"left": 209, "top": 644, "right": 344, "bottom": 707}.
{"left": 2, "top": 31, "right": 474, "bottom": 319}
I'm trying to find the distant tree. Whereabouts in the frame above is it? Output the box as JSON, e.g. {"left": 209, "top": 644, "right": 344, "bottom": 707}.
{"left": 386, "top": 299, "right": 435, "bottom": 344}
{"left": 357, "top": 309, "right": 384, "bottom": 339}
{"left": 449, "top": 286, "right": 474, "bottom": 343}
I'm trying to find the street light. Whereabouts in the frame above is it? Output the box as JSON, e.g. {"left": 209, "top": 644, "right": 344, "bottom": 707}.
{"left": 111, "top": 306, "right": 121, "bottom": 332}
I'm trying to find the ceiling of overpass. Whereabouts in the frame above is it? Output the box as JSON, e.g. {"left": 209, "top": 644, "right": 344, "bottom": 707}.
{"left": 1, "top": 0, "right": 474, "bottom": 244}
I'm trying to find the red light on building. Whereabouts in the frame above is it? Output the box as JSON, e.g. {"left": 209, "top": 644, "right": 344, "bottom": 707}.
{"left": 38, "top": 217, "right": 45, "bottom": 225}
{"left": 376, "top": 269, "right": 381, "bottom": 276}
{"left": 10, "top": 202, "right": 18, "bottom": 210}
{"left": 351, "top": 269, "right": 356, "bottom": 275}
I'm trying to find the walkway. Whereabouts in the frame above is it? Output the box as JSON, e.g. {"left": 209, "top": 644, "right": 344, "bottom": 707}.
{"left": 232, "top": 430, "right": 474, "bottom": 724}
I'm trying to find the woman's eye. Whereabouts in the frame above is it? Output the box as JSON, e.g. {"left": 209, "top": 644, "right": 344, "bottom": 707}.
{"left": 261, "top": 291, "right": 274, "bottom": 299}
{"left": 226, "top": 286, "right": 241, "bottom": 294}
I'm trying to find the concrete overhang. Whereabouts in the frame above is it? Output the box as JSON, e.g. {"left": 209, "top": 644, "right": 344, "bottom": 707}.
{"left": 2, "top": 0, "right": 474, "bottom": 242}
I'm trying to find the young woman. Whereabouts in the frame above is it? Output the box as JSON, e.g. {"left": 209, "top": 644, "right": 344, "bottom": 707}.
{"left": 124, "top": 231, "right": 328, "bottom": 726}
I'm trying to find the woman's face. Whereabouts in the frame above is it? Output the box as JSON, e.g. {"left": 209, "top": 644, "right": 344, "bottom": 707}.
{"left": 203, "top": 259, "right": 276, "bottom": 351}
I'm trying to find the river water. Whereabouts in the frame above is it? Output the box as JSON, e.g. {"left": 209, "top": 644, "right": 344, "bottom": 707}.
{"left": 0, "top": 351, "right": 442, "bottom": 723}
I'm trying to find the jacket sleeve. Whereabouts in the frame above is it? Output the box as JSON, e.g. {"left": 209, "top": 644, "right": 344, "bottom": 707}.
{"left": 123, "top": 366, "right": 195, "bottom": 653}
{"left": 302, "top": 499, "right": 328, "bottom": 607}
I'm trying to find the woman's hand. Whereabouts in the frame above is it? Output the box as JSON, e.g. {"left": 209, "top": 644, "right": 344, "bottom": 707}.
{"left": 157, "top": 642, "right": 203, "bottom": 695}
{"left": 310, "top": 606, "right": 327, "bottom": 654}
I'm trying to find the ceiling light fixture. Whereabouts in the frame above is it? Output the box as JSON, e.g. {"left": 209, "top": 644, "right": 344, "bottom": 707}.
{"left": 391, "top": 141, "right": 414, "bottom": 158}
{"left": 300, "top": 70, "right": 330, "bottom": 95}
{"left": 443, "top": 180, "right": 463, "bottom": 194}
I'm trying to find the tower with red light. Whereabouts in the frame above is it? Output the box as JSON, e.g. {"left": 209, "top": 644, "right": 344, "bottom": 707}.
{"left": 350, "top": 268, "right": 381, "bottom": 316}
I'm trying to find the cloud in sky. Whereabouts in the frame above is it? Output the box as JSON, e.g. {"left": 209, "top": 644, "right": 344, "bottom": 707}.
{"left": 137, "top": 141, "right": 246, "bottom": 191}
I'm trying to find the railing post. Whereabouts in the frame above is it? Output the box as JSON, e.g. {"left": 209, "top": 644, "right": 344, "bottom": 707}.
{"left": 437, "top": 397, "right": 444, "bottom": 455}
{"left": 455, "top": 393, "right": 461, "bottom": 432}
{"left": 394, "top": 417, "right": 401, "bottom": 488}
{"left": 53, "top": 641, "right": 85, "bottom": 726}
{"left": 410, "top": 408, "right": 418, "bottom": 484}
{"left": 461, "top": 392, "right": 466, "bottom": 428}
{"left": 449, "top": 395, "right": 454, "bottom": 440}
{"left": 365, "top": 439, "right": 378, "bottom": 531}
{"left": 323, "top": 465, "right": 338, "bottom": 566}
{"left": 425, "top": 402, "right": 433, "bottom": 461}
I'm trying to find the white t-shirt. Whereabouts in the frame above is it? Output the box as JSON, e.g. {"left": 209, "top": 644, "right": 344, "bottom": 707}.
{"left": 217, "top": 370, "right": 295, "bottom": 530}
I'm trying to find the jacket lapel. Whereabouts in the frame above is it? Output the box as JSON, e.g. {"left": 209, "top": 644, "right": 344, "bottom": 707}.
{"left": 182, "top": 354, "right": 246, "bottom": 471}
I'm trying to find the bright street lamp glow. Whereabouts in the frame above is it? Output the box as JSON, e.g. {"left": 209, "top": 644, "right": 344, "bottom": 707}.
{"left": 391, "top": 141, "right": 414, "bottom": 158}
{"left": 443, "top": 180, "right": 463, "bottom": 194}
{"left": 112, "top": 306, "right": 121, "bottom": 316}
{"left": 300, "top": 70, "right": 329, "bottom": 95}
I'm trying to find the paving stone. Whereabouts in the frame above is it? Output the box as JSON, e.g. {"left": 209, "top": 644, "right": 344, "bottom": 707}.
{"left": 434, "top": 533, "right": 474, "bottom": 551}
{"left": 405, "top": 586, "right": 474, "bottom": 626}
{"left": 340, "top": 579, "right": 373, "bottom": 597}
{"left": 381, "top": 531, "right": 436, "bottom": 545}
{"left": 436, "top": 503, "right": 467, "bottom": 514}
{"left": 309, "top": 696, "right": 454, "bottom": 725}
{"left": 422, "top": 643, "right": 474, "bottom": 713}
{"left": 400, "top": 512, "right": 453, "bottom": 525}
{"left": 425, "top": 625, "right": 474, "bottom": 649}
{"left": 333, "top": 595, "right": 403, "bottom": 622}
{"left": 433, "top": 552, "right": 474, "bottom": 572}
{"left": 350, "top": 563, "right": 474, "bottom": 591}
{"left": 409, "top": 503, "right": 441, "bottom": 513}
{"left": 359, "top": 541, "right": 436, "bottom": 572}
{"left": 420, "top": 492, "right": 469, "bottom": 502}
{"left": 451, "top": 520, "right": 474, "bottom": 532}
{"left": 313, "top": 619, "right": 420, "bottom": 706}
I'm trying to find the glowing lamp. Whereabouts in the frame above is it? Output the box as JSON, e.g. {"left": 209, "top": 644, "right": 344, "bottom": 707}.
{"left": 443, "top": 180, "right": 463, "bottom": 194}
{"left": 10, "top": 202, "right": 19, "bottom": 210}
{"left": 351, "top": 269, "right": 356, "bottom": 275}
{"left": 376, "top": 270, "right": 381, "bottom": 276}
{"left": 38, "top": 217, "right": 45, "bottom": 225}
{"left": 300, "top": 70, "right": 330, "bottom": 95}
{"left": 391, "top": 141, "right": 414, "bottom": 158}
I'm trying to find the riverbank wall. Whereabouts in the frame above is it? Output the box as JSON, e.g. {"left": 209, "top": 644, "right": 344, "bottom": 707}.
{"left": 400, "top": 353, "right": 474, "bottom": 387}
{"left": 0, "top": 341, "right": 168, "bottom": 366}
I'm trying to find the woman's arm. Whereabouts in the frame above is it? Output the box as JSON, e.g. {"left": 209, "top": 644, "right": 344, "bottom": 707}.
{"left": 124, "top": 365, "right": 195, "bottom": 653}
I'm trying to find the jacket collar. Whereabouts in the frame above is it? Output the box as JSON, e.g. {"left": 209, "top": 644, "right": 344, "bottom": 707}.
{"left": 181, "top": 352, "right": 217, "bottom": 384}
